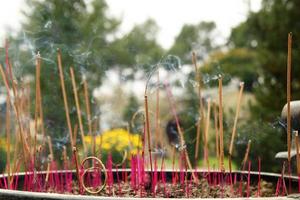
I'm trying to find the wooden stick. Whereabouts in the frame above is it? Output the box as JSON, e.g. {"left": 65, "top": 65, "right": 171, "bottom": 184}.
{"left": 218, "top": 76, "right": 224, "bottom": 171}
{"left": 287, "top": 32, "right": 292, "bottom": 162}
{"left": 83, "top": 79, "right": 94, "bottom": 156}
{"left": 229, "top": 82, "right": 244, "bottom": 171}
{"left": 295, "top": 131, "right": 300, "bottom": 175}
{"left": 57, "top": 50, "right": 74, "bottom": 149}
{"left": 213, "top": 101, "right": 220, "bottom": 168}
{"left": 5, "top": 95, "right": 11, "bottom": 189}
{"left": 73, "top": 123, "right": 78, "bottom": 147}
{"left": 47, "top": 136, "right": 54, "bottom": 161}
{"left": 204, "top": 99, "right": 211, "bottom": 169}
{"left": 192, "top": 52, "right": 205, "bottom": 165}
{"left": 70, "top": 67, "right": 87, "bottom": 155}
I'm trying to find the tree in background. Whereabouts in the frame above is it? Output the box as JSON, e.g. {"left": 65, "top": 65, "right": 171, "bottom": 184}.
{"left": 169, "top": 21, "right": 218, "bottom": 63}
{"left": 2, "top": 0, "right": 164, "bottom": 149}
{"left": 227, "top": 0, "right": 300, "bottom": 171}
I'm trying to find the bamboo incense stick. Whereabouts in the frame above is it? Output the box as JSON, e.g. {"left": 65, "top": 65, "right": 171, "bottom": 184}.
{"left": 218, "top": 76, "right": 224, "bottom": 171}
{"left": 5, "top": 95, "right": 11, "bottom": 188}
{"left": 47, "top": 136, "right": 54, "bottom": 161}
{"left": 295, "top": 131, "right": 300, "bottom": 175}
{"left": 213, "top": 101, "right": 220, "bottom": 168}
{"left": 83, "top": 79, "right": 94, "bottom": 156}
{"left": 287, "top": 32, "right": 292, "bottom": 162}
{"left": 192, "top": 52, "right": 204, "bottom": 165}
{"left": 57, "top": 50, "right": 74, "bottom": 149}
{"left": 229, "top": 82, "right": 244, "bottom": 171}
{"left": 204, "top": 99, "right": 211, "bottom": 169}
{"left": 70, "top": 67, "right": 87, "bottom": 155}
{"left": 73, "top": 124, "right": 78, "bottom": 148}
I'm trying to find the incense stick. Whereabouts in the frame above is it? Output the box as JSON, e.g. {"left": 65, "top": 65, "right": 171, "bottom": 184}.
{"left": 57, "top": 50, "right": 74, "bottom": 149}
{"left": 192, "top": 52, "right": 204, "bottom": 165}
{"left": 70, "top": 67, "right": 87, "bottom": 155}
{"left": 287, "top": 32, "right": 292, "bottom": 162}
{"left": 144, "top": 94, "right": 153, "bottom": 174}
{"left": 34, "top": 53, "right": 41, "bottom": 161}
{"left": 218, "top": 76, "right": 224, "bottom": 171}
{"left": 242, "top": 140, "right": 251, "bottom": 170}
{"left": 204, "top": 99, "right": 211, "bottom": 169}
{"left": 213, "top": 101, "right": 220, "bottom": 168}
{"left": 229, "top": 82, "right": 244, "bottom": 171}
{"left": 155, "top": 70, "right": 161, "bottom": 148}
{"left": 83, "top": 79, "right": 94, "bottom": 156}
{"left": 5, "top": 95, "right": 11, "bottom": 188}
{"left": 295, "top": 131, "right": 300, "bottom": 175}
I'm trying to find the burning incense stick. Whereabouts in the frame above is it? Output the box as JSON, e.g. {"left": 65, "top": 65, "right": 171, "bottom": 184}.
{"left": 57, "top": 50, "right": 74, "bottom": 148}
{"left": 192, "top": 52, "right": 204, "bottom": 165}
{"left": 70, "top": 67, "right": 87, "bottom": 155}
{"left": 229, "top": 82, "right": 244, "bottom": 171}
{"left": 218, "top": 76, "right": 224, "bottom": 171}
{"left": 287, "top": 32, "right": 292, "bottom": 162}
{"left": 213, "top": 101, "right": 220, "bottom": 168}
{"left": 204, "top": 99, "right": 211, "bottom": 169}
{"left": 5, "top": 95, "right": 11, "bottom": 188}
{"left": 295, "top": 131, "right": 300, "bottom": 175}
{"left": 83, "top": 79, "right": 94, "bottom": 156}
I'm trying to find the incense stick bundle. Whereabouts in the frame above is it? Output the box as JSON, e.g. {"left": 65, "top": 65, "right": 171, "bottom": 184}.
{"left": 229, "top": 82, "right": 244, "bottom": 171}
{"left": 218, "top": 76, "right": 224, "bottom": 171}
{"left": 57, "top": 50, "right": 74, "bottom": 149}
{"left": 70, "top": 67, "right": 87, "bottom": 155}
{"left": 287, "top": 32, "right": 292, "bottom": 162}
{"left": 144, "top": 94, "right": 153, "bottom": 173}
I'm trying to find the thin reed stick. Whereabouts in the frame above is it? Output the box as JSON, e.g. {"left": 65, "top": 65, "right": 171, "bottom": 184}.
{"left": 57, "top": 50, "right": 74, "bottom": 148}
{"left": 192, "top": 52, "right": 204, "bottom": 165}
{"left": 70, "top": 67, "right": 87, "bottom": 155}
{"left": 295, "top": 131, "right": 300, "bottom": 175}
{"left": 229, "top": 82, "right": 244, "bottom": 171}
{"left": 5, "top": 95, "right": 11, "bottom": 188}
{"left": 204, "top": 99, "right": 211, "bottom": 169}
{"left": 287, "top": 32, "right": 292, "bottom": 162}
{"left": 213, "top": 101, "right": 219, "bottom": 168}
{"left": 218, "top": 77, "right": 224, "bottom": 171}
{"left": 83, "top": 79, "right": 94, "bottom": 156}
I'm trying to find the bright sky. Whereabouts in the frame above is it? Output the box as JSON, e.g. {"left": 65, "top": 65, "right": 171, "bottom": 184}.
{"left": 0, "top": 0, "right": 261, "bottom": 49}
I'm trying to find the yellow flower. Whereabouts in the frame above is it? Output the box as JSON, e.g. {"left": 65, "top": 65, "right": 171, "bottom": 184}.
{"left": 84, "top": 128, "right": 142, "bottom": 156}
